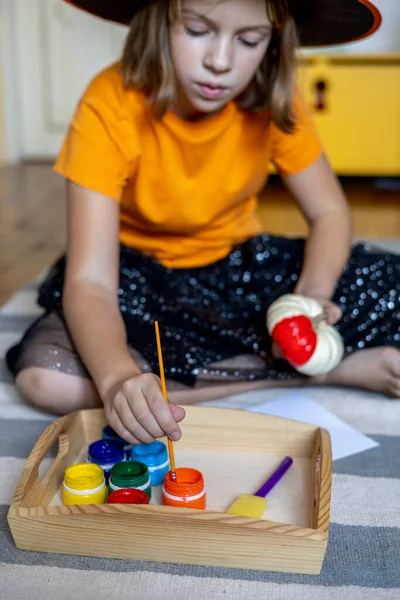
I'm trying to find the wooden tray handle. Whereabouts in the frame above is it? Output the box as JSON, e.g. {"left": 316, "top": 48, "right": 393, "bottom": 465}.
{"left": 311, "top": 427, "right": 332, "bottom": 532}
{"left": 12, "top": 414, "right": 73, "bottom": 507}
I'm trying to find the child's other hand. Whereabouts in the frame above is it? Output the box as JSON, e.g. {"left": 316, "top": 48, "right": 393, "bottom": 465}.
{"left": 271, "top": 294, "right": 342, "bottom": 360}
{"left": 307, "top": 295, "right": 342, "bottom": 325}
{"left": 103, "top": 373, "right": 185, "bottom": 445}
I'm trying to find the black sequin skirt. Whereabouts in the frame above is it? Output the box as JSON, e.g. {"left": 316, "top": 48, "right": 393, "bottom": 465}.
{"left": 7, "top": 235, "right": 400, "bottom": 387}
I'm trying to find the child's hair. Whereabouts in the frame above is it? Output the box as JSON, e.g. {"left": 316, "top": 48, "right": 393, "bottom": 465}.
{"left": 122, "top": 0, "right": 298, "bottom": 132}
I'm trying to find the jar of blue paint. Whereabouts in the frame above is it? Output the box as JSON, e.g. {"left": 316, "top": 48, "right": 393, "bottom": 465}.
{"left": 130, "top": 441, "right": 170, "bottom": 486}
{"left": 87, "top": 440, "right": 125, "bottom": 484}
{"left": 102, "top": 425, "right": 132, "bottom": 459}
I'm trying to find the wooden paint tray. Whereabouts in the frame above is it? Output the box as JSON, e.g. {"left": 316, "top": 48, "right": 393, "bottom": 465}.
{"left": 8, "top": 406, "right": 332, "bottom": 574}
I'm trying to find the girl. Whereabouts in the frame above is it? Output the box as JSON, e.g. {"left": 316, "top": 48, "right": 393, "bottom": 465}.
{"left": 7, "top": 0, "right": 399, "bottom": 446}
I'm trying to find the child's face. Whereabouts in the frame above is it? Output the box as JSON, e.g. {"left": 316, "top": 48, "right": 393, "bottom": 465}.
{"left": 170, "top": 0, "right": 272, "bottom": 119}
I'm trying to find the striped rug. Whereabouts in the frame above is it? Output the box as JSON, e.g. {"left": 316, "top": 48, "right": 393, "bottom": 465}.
{"left": 1, "top": 277, "right": 399, "bottom": 600}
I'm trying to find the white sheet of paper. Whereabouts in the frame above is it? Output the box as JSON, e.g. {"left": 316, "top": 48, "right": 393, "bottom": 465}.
{"left": 248, "top": 392, "right": 379, "bottom": 461}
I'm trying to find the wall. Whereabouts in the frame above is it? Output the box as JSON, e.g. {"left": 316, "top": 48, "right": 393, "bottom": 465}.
{"left": 0, "top": 3, "right": 5, "bottom": 163}
{"left": 0, "top": 0, "right": 20, "bottom": 164}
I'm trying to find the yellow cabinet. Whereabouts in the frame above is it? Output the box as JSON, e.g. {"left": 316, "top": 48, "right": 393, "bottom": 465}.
{"left": 297, "top": 54, "right": 400, "bottom": 176}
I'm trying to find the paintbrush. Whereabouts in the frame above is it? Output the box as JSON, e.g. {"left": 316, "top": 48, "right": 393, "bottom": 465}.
{"left": 227, "top": 456, "right": 293, "bottom": 518}
{"left": 155, "top": 321, "right": 177, "bottom": 482}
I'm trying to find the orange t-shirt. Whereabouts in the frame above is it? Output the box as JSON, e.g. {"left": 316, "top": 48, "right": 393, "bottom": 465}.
{"left": 54, "top": 62, "right": 322, "bottom": 268}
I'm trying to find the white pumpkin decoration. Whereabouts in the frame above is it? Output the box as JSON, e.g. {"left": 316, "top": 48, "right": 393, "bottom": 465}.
{"left": 266, "top": 294, "right": 344, "bottom": 376}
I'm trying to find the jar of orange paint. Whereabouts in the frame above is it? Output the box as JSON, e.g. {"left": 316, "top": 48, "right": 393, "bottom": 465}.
{"left": 162, "top": 468, "right": 206, "bottom": 510}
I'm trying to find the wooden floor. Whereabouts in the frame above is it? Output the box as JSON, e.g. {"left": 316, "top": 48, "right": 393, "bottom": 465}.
{"left": 0, "top": 164, "right": 399, "bottom": 306}
{"left": 0, "top": 165, "right": 66, "bottom": 306}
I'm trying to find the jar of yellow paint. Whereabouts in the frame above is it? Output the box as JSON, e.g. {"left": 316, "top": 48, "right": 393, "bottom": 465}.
{"left": 62, "top": 463, "right": 107, "bottom": 505}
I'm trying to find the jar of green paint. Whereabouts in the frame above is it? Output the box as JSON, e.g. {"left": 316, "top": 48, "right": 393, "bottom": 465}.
{"left": 108, "top": 460, "right": 152, "bottom": 500}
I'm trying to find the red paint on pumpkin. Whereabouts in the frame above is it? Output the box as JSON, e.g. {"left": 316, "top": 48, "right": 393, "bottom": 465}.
{"left": 271, "top": 315, "right": 317, "bottom": 367}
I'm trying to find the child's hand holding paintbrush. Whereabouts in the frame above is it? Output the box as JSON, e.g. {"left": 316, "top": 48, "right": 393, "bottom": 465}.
{"left": 102, "top": 324, "right": 185, "bottom": 447}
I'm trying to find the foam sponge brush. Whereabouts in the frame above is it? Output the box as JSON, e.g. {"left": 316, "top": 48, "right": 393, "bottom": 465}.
{"left": 226, "top": 457, "right": 293, "bottom": 519}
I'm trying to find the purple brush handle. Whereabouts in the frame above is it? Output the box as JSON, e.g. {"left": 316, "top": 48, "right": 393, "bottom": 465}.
{"left": 254, "top": 457, "right": 293, "bottom": 498}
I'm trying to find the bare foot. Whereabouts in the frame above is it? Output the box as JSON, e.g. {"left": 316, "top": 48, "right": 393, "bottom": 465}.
{"left": 313, "top": 347, "right": 400, "bottom": 398}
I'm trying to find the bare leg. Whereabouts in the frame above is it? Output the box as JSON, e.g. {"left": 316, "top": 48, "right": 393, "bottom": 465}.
{"left": 16, "top": 367, "right": 101, "bottom": 415}
{"left": 173, "top": 347, "right": 400, "bottom": 403}
{"left": 16, "top": 366, "right": 303, "bottom": 414}
{"left": 16, "top": 346, "right": 400, "bottom": 417}
{"left": 169, "top": 378, "right": 301, "bottom": 405}
{"left": 313, "top": 346, "right": 400, "bottom": 399}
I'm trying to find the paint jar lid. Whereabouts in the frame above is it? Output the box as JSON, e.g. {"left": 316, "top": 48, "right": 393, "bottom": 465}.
{"left": 102, "top": 426, "right": 132, "bottom": 449}
{"left": 64, "top": 463, "right": 105, "bottom": 491}
{"left": 108, "top": 488, "right": 150, "bottom": 504}
{"left": 163, "top": 467, "right": 204, "bottom": 498}
{"left": 88, "top": 440, "right": 125, "bottom": 464}
{"left": 130, "top": 441, "right": 168, "bottom": 467}
{"left": 109, "top": 460, "right": 150, "bottom": 488}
